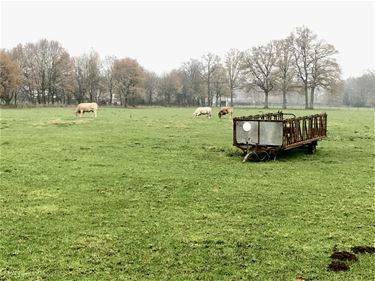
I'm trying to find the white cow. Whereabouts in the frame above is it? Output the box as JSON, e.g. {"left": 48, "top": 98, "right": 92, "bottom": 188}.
{"left": 192, "top": 107, "right": 212, "bottom": 118}
{"left": 75, "top": 102, "right": 98, "bottom": 118}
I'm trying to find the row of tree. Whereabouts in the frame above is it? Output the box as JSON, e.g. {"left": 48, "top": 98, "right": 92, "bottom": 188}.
{"left": 1, "top": 26, "right": 373, "bottom": 108}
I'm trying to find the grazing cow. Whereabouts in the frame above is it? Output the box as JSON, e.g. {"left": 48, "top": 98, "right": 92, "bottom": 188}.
{"left": 75, "top": 102, "right": 98, "bottom": 118}
{"left": 218, "top": 106, "right": 233, "bottom": 118}
{"left": 192, "top": 107, "right": 212, "bottom": 118}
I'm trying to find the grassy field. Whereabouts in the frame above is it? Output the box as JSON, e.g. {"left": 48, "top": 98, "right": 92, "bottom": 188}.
{"left": 0, "top": 106, "right": 374, "bottom": 280}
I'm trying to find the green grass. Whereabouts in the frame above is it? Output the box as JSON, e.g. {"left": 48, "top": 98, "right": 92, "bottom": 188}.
{"left": 0, "top": 107, "right": 374, "bottom": 281}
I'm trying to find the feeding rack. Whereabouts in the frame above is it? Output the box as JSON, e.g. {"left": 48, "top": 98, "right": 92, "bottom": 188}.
{"left": 233, "top": 111, "right": 327, "bottom": 162}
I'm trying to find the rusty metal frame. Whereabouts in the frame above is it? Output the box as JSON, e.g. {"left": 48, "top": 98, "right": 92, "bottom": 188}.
{"left": 233, "top": 111, "right": 327, "bottom": 161}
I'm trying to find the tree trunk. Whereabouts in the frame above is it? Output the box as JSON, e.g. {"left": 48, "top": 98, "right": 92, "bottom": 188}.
{"left": 282, "top": 88, "right": 287, "bottom": 109}
{"left": 230, "top": 88, "right": 234, "bottom": 107}
{"left": 51, "top": 89, "right": 55, "bottom": 104}
{"left": 310, "top": 87, "right": 315, "bottom": 109}
{"left": 109, "top": 89, "right": 113, "bottom": 105}
{"left": 264, "top": 91, "right": 269, "bottom": 109}
{"left": 89, "top": 90, "right": 93, "bottom": 103}
{"left": 207, "top": 79, "right": 210, "bottom": 106}
{"left": 304, "top": 85, "right": 309, "bottom": 109}
{"left": 67, "top": 93, "right": 71, "bottom": 105}
{"left": 2, "top": 87, "right": 11, "bottom": 105}
{"left": 215, "top": 91, "right": 219, "bottom": 107}
{"left": 42, "top": 91, "right": 46, "bottom": 104}
{"left": 47, "top": 87, "right": 51, "bottom": 104}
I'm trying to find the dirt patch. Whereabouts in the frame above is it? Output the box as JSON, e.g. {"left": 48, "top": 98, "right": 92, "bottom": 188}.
{"left": 49, "top": 119, "right": 84, "bottom": 126}
{"left": 328, "top": 245, "right": 375, "bottom": 273}
{"left": 330, "top": 251, "right": 358, "bottom": 261}
{"left": 327, "top": 261, "right": 350, "bottom": 271}
{"left": 351, "top": 246, "right": 375, "bottom": 254}
{"left": 33, "top": 119, "right": 84, "bottom": 128}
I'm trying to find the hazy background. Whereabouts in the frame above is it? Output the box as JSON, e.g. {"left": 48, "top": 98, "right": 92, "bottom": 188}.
{"left": 1, "top": 0, "right": 374, "bottom": 79}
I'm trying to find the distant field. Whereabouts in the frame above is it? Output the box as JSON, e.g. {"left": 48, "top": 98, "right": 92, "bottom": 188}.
{"left": 0, "top": 107, "right": 374, "bottom": 280}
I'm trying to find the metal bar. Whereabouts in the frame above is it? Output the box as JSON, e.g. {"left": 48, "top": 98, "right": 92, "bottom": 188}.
{"left": 283, "top": 137, "right": 325, "bottom": 150}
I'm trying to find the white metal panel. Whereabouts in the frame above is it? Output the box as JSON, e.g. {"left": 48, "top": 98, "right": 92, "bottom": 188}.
{"left": 235, "top": 121, "right": 283, "bottom": 146}
{"left": 235, "top": 121, "right": 259, "bottom": 144}
{"left": 259, "top": 122, "right": 283, "bottom": 146}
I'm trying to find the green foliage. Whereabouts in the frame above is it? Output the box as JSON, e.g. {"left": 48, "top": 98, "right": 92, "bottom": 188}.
{"left": 0, "top": 107, "right": 374, "bottom": 280}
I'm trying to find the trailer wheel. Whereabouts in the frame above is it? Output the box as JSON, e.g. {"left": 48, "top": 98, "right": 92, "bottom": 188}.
{"left": 307, "top": 142, "right": 317, "bottom": 154}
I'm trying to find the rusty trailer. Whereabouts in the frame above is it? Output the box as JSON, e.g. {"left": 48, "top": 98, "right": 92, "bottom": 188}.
{"left": 233, "top": 111, "right": 327, "bottom": 162}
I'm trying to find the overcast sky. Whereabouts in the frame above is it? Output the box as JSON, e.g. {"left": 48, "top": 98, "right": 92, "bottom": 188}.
{"left": 1, "top": 1, "right": 374, "bottom": 78}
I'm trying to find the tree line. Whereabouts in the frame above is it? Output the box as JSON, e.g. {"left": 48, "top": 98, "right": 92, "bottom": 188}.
{"left": 1, "top": 26, "right": 373, "bottom": 109}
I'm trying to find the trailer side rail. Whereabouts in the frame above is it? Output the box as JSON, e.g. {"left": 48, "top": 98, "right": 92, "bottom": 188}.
{"left": 283, "top": 113, "right": 327, "bottom": 148}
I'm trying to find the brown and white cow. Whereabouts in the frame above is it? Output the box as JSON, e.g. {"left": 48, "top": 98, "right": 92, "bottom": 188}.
{"left": 218, "top": 107, "right": 233, "bottom": 118}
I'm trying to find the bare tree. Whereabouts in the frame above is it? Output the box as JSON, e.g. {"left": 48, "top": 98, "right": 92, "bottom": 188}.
{"left": 113, "top": 58, "right": 144, "bottom": 107}
{"left": 44, "top": 42, "right": 75, "bottom": 104}
{"left": 212, "top": 64, "right": 229, "bottom": 106}
{"left": 25, "top": 40, "right": 49, "bottom": 104}
{"left": 87, "top": 51, "right": 101, "bottom": 102}
{"left": 74, "top": 55, "right": 88, "bottom": 103}
{"left": 309, "top": 40, "right": 341, "bottom": 108}
{"left": 14, "top": 42, "right": 46, "bottom": 104}
{"left": 53, "top": 51, "right": 75, "bottom": 104}
{"left": 102, "top": 56, "right": 116, "bottom": 105}
{"left": 8, "top": 44, "right": 27, "bottom": 105}
{"left": 224, "top": 49, "right": 243, "bottom": 107}
{"left": 344, "top": 71, "right": 375, "bottom": 107}
{"left": 292, "top": 27, "right": 341, "bottom": 109}
{"left": 292, "top": 27, "right": 317, "bottom": 109}
{"left": 73, "top": 51, "right": 101, "bottom": 103}
{"left": 10, "top": 40, "right": 74, "bottom": 105}
{"left": 201, "top": 53, "right": 221, "bottom": 106}
{"left": 274, "top": 38, "right": 296, "bottom": 109}
{"left": 321, "top": 79, "right": 345, "bottom": 106}
{"left": 144, "top": 70, "right": 159, "bottom": 105}
{"left": 180, "top": 59, "right": 205, "bottom": 105}
{"left": 242, "top": 42, "right": 278, "bottom": 108}
{"left": 0, "top": 50, "right": 21, "bottom": 105}
{"left": 157, "top": 70, "right": 182, "bottom": 105}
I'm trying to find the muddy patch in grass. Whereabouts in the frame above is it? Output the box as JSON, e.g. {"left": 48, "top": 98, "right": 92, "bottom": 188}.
{"left": 327, "top": 245, "right": 375, "bottom": 273}
{"left": 330, "top": 251, "right": 358, "bottom": 261}
{"left": 327, "top": 261, "right": 350, "bottom": 271}
{"left": 351, "top": 246, "right": 375, "bottom": 254}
